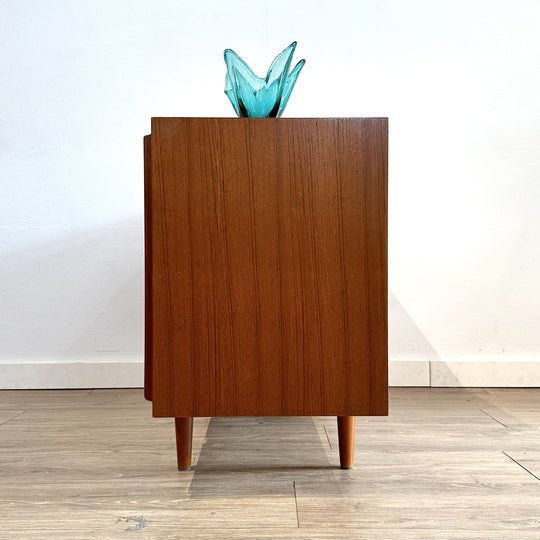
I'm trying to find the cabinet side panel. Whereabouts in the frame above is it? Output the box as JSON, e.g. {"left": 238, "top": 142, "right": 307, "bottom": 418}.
{"left": 309, "top": 120, "right": 354, "bottom": 415}
{"left": 215, "top": 120, "right": 263, "bottom": 416}
{"left": 143, "top": 135, "right": 153, "bottom": 402}
{"left": 151, "top": 120, "right": 194, "bottom": 417}
{"left": 363, "top": 119, "right": 389, "bottom": 415}
{"left": 189, "top": 119, "right": 263, "bottom": 416}
{"left": 149, "top": 118, "right": 388, "bottom": 417}
{"left": 241, "top": 121, "right": 283, "bottom": 416}
{"left": 274, "top": 125, "right": 303, "bottom": 415}
{"left": 275, "top": 122, "right": 324, "bottom": 415}
{"left": 182, "top": 119, "right": 219, "bottom": 417}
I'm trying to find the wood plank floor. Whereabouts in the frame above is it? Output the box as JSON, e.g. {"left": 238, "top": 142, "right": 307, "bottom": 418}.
{"left": 0, "top": 388, "right": 538, "bottom": 539}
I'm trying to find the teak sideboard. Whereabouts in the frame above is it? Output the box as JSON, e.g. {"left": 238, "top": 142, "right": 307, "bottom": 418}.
{"left": 144, "top": 118, "right": 388, "bottom": 470}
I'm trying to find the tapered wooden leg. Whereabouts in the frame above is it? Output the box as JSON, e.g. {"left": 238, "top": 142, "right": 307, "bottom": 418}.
{"left": 175, "top": 417, "right": 193, "bottom": 471}
{"left": 337, "top": 416, "right": 355, "bottom": 469}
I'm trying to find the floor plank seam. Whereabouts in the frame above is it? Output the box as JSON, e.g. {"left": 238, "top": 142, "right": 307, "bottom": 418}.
{"left": 292, "top": 481, "right": 300, "bottom": 528}
{"left": 502, "top": 451, "right": 540, "bottom": 481}
{"left": 479, "top": 408, "right": 508, "bottom": 428}
{"left": 0, "top": 410, "right": 27, "bottom": 426}
{"left": 323, "top": 425, "right": 333, "bottom": 449}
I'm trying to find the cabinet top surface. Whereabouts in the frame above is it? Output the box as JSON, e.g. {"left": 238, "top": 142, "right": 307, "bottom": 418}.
{"left": 150, "top": 117, "right": 388, "bottom": 122}
{"left": 149, "top": 117, "right": 388, "bottom": 136}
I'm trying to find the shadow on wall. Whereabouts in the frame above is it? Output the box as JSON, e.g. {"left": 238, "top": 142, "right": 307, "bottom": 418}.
{"left": 0, "top": 216, "right": 144, "bottom": 360}
{"left": 388, "top": 290, "right": 441, "bottom": 363}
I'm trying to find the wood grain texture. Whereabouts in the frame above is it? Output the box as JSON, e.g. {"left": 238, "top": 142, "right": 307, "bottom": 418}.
{"left": 147, "top": 118, "right": 388, "bottom": 418}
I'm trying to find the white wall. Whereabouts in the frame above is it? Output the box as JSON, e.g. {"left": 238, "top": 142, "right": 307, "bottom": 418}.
{"left": 1, "top": 0, "right": 539, "bottom": 388}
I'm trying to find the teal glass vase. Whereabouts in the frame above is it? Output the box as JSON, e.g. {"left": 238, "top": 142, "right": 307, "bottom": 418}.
{"left": 224, "top": 42, "right": 305, "bottom": 118}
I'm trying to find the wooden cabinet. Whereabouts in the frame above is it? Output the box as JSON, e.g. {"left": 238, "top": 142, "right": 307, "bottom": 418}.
{"left": 144, "top": 118, "right": 388, "bottom": 469}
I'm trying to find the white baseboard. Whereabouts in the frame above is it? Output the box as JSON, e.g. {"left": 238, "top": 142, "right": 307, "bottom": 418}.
{"left": 0, "top": 359, "right": 144, "bottom": 389}
{"left": 389, "top": 357, "right": 540, "bottom": 387}
{"left": 388, "top": 359, "right": 431, "bottom": 386}
{"left": 430, "top": 358, "right": 540, "bottom": 387}
{"left": 0, "top": 357, "right": 538, "bottom": 389}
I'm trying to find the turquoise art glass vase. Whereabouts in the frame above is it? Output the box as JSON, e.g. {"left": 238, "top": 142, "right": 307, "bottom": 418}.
{"left": 224, "top": 42, "right": 305, "bottom": 118}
